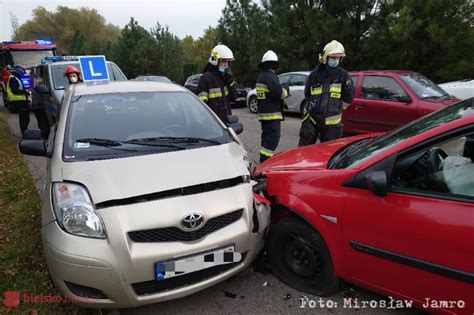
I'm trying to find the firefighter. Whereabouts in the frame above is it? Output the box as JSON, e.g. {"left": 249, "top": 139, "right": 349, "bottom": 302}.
{"left": 298, "top": 40, "right": 354, "bottom": 147}
{"left": 64, "top": 66, "right": 83, "bottom": 85}
{"left": 256, "top": 50, "right": 289, "bottom": 163}
{"left": 6, "top": 65, "right": 30, "bottom": 135}
{"left": 197, "top": 44, "right": 236, "bottom": 124}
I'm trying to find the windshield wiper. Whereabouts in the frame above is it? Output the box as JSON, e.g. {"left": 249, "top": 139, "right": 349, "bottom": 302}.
{"left": 75, "top": 138, "right": 139, "bottom": 152}
{"left": 76, "top": 138, "right": 123, "bottom": 146}
{"left": 329, "top": 138, "right": 373, "bottom": 169}
{"left": 421, "top": 95, "right": 442, "bottom": 100}
{"left": 126, "top": 137, "right": 222, "bottom": 145}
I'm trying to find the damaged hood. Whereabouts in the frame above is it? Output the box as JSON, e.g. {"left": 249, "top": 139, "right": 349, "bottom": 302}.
{"left": 60, "top": 142, "right": 249, "bottom": 204}
{"left": 255, "top": 134, "right": 375, "bottom": 174}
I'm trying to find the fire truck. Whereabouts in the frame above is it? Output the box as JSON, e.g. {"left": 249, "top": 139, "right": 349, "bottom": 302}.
{"left": 0, "top": 40, "right": 56, "bottom": 109}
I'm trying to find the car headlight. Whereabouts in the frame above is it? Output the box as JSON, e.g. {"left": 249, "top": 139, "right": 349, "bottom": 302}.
{"left": 51, "top": 182, "right": 106, "bottom": 239}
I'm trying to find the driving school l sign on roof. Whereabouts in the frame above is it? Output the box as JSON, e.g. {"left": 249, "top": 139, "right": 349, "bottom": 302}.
{"left": 79, "top": 55, "right": 110, "bottom": 82}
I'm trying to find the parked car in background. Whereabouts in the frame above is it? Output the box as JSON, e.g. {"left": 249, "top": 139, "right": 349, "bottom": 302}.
{"left": 184, "top": 73, "right": 201, "bottom": 95}
{"left": 34, "top": 56, "right": 127, "bottom": 125}
{"left": 255, "top": 99, "right": 474, "bottom": 315}
{"left": 134, "top": 75, "right": 172, "bottom": 83}
{"left": 184, "top": 73, "right": 249, "bottom": 107}
{"left": 246, "top": 71, "right": 310, "bottom": 115}
{"left": 231, "top": 82, "right": 250, "bottom": 107}
{"left": 18, "top": 81, "right": 266, "bottom": 308}
{"left": 344, "top": 71, "right": 460, "bottom": 134}
{"left": 438, "top": 79, "right": 474, "bottom": 100}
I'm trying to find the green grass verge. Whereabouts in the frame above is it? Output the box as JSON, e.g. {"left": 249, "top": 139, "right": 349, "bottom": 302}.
{"left": 0, "top": 110, "right": 89, "bottom": 314}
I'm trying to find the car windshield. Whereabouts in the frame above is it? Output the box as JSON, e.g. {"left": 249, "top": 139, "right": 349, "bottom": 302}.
{"left": 52, "top": 63, "right": 125, "bottom": 90}
{"left": 63, "top": 91, "right": 231, "bottom": 160}
{"left": 332, "top": 99, "right": 473, "bottom": 169}
{"left": 10, "top": 50, "right": 54, "bottom": 67}
{"left": 400, "top": 73, "right": 450, "bottom": 99}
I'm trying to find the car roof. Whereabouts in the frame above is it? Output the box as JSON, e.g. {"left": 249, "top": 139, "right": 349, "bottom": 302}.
{"left": 280, "top": 71, "right": 311, "bottom": 76}
{"left": 73, "top": 81, "right": 187, "bottom": 96}
{"left": 349, "top": 70, "right": 417, "bottom": 75}
{"left": 42, "top": 60, "right": 116, "bottom": 67}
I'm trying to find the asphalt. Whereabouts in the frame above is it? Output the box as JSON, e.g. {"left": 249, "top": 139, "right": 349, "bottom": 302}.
{"left": 1, "top": 102, "right": 424, "bottom": 315}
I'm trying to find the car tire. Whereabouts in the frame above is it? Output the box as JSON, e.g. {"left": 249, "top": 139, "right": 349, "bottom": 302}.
{"left": 248, "top": 96, "right": 258, "bottom": 114}
{"left": 300, "top": 100, "right": 307, "bottom": 117}
{"left": 266, "top": 216, "right": 340, "bottom": 296}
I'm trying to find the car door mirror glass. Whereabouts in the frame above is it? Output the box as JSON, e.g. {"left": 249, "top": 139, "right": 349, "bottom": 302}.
{"left": 366, "top": 171, "right": 388, "bottom": 197}
{"left": 22, "top": 129, "right": 42, "bottom": 140}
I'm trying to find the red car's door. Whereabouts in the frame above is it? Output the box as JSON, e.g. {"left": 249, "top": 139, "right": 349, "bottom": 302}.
{"left": 350, "top": 75, "right": 419, "bottom": 133}
{"left": 342, "top": 133, "right": 474, "bottom": 314}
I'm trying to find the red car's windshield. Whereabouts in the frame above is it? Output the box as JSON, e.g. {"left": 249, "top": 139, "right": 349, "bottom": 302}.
{"left": 332, "top": 99, "right": 473, "bottom": 169}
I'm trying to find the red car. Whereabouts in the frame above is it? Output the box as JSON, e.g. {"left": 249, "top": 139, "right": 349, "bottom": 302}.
{"left": 254, "top": 99, "right": 473, "bottom": 314}
{"left": 344, "top": 71, "right": 460, "bottom": 134}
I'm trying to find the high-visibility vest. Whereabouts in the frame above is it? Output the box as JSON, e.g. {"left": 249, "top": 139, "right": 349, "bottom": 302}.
{"left": 6, "top": 76, "right": 28, "bottom": 102}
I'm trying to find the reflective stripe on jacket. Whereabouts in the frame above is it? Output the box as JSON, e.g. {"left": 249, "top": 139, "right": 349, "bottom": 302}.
{"left": 6, "top": 76, "right": 28, "bottom": 102}
{"left": 303, "top": 64, "right": 353, "bottom": 126}
{"left": 197, "top": 67, "right": 236, "bottom": 123}
{"left": 256, "top": 70, "right": 286, "bottom": 121}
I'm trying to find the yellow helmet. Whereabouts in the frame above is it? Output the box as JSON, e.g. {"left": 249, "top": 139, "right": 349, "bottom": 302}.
{"left": 319, "top": 40, "right": 346, "bottom": 64}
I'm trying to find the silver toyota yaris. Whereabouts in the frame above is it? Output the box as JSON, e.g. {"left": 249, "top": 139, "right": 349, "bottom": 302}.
{"left": 19, "top": 81, "right": 268, "bottom": 308}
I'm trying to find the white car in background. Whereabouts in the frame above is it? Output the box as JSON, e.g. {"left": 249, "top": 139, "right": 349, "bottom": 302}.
{"left": 438, "top": 79, "right": 474, "bottom": 100}
{"left": 246, "top": 71, "right": 310, "bottom": 115}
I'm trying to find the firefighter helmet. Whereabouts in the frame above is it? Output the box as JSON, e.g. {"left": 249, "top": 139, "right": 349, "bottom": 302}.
{"left": 209, "top": 44, "right": 234, "bottom": 66}
{"left": 64, "top": 66, "right": 81, "bottom": 77}
{"left": 258, "top": 50, "right": 279, "bottom": 69}
{"left": 319, "top": 40, "right": 346, "bottom": 64}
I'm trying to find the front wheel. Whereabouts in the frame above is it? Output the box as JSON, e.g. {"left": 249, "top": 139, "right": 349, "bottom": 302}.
{"left": 266, "top": 216, "right": 340, "bottom": 296}
{"left": 248, "top": 96, "right": 258, "bottom": 114}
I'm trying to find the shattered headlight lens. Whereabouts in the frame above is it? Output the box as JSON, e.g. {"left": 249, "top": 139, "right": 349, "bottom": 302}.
{"left": 52, "top": 182, "right": 106, "bottom": 239}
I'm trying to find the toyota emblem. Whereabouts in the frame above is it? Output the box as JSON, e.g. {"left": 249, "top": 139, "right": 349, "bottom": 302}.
{"left": 181, "top": 213, "right": 204, "bottom": 231}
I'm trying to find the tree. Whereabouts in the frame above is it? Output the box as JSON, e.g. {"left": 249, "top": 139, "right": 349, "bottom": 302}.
{"left": 13, "top": 6, "right": 121, "bottom": 55}
{"left": 151, "top": 22, "right": 185, "bottom": 82}
{"left": 110, "top": 18, "right": 158, "bottom": 79}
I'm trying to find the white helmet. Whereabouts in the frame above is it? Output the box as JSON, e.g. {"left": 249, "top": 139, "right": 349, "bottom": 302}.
{"left": 319, "top": 40, "right": 346, "bottom": 64}
{"left": 259, "top": 50, "right": 279, "bottom": 69}
{"left": 209, "top": 44, "right": 234, "bottom": 66}
{"left": 261, "top": 50, "right": 278, "bottom": 63}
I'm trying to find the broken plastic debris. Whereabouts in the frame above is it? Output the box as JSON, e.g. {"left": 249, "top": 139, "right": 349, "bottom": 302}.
{"left": 223, "top": 290, "right": 237, "bottom": 299}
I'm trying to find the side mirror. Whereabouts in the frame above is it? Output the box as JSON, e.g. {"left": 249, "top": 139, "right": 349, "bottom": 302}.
{"left": 397, "top": 95, "right": 412, "bottom": 103}
{"left": 366, "top": 171, "right": 388, "bottom": 197}
{"left": 227, "top": 115, "right": 239, "bottom": 124}
{"left": 228, "top": 122, "right": 243, "bottom": 135}
{"left": 19, "top": 139, "right": 50, "bottom": 157}
{"left": 22, "top": 129, "right": 42, "bottom": 140}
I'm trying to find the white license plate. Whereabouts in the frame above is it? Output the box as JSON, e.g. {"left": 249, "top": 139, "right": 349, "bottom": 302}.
{"left": 236, "top": 97, "right": 245, "bottom": 101}
{"left": 155, "top": 245, "right": 241, "bottom": 281}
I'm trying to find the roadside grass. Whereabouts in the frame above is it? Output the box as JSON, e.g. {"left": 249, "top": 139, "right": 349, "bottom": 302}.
{"left": 0, "top": 110, "right": 88, "bottom": 314}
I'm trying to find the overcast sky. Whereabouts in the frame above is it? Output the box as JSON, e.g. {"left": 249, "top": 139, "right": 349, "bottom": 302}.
{"left": 0, "top": 0, "right": 226, "bottom": 41}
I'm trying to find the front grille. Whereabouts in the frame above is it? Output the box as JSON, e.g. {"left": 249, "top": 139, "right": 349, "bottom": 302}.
{"left": 128, "top": 209, "right": 243, "bottom": 242}
{"left": 132, "top": 253, "right": 246, "bottom": 296}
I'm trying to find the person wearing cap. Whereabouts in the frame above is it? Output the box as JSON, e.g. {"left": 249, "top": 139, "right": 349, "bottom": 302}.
{"left": 255, "top": 50, "right": 289, "bottom": 162}
{"left": 197, "top": 44, "right": 237, "bottom": 124}
{"left": 6, "top": 65, "right": 30, "bottom": 135}
{"left": 298, "top": 40, "right": 354, "bottom": 147}
{"left": 64, "top": 66, "right": 83, "bottom": 85}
